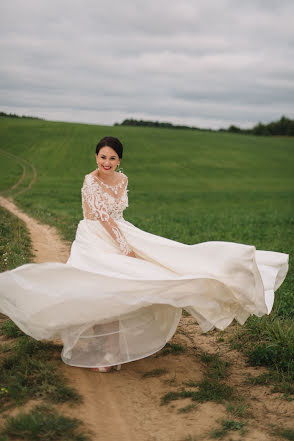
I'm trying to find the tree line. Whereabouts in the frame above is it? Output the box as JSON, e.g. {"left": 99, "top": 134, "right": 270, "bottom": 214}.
{"left": 0, "top": 111, "right": 43, "bottom": 120}
{"left": 2, "top": 110, "right": 293, "bottom": 136}
{"left": 115, "top": 115, "right": 294, "bottom": 136}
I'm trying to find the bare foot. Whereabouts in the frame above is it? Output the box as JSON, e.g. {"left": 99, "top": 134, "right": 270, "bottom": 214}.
{"left": 90, "top": 366, "right": 112, "bottom": 372}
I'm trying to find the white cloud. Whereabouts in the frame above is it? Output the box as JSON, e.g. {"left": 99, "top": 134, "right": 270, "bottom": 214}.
{"left": 0, "top": 0, "right": 293, "bottom": 128}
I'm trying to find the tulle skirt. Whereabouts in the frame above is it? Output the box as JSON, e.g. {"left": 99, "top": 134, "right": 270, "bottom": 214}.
{"left": 0, "top": 218, "right": 289, "bottom": 368}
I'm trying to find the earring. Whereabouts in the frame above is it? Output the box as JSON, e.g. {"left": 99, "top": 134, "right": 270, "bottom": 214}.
{"left": 116, "top": 163, "right": 121, "bottom": 172}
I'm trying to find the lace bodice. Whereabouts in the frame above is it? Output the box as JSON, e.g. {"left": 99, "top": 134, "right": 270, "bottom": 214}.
{"left": 82, "top": 173, "right": 128, "bottom": 221}
{"left": 81, "top": 172, "right": 132, "bottom": 255}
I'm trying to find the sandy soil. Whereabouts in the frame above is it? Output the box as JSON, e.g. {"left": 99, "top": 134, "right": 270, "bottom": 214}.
{"left": 0, "top": 195, "right": 293, "bottom": 441}
{"left": 0, "top": 196, "right": 70, "bottom": 263}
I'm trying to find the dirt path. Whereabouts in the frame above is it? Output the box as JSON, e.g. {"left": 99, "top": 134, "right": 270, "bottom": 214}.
{"left": 0, "top": 196, "right": 70, "bottom": 263}
{"left": 0, "top": 195, "right": 293, "bottom": 440}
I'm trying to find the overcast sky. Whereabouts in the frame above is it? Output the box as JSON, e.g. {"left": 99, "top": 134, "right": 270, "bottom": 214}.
{"left": 1, "top": 0, "right": 294, "bottom": 129}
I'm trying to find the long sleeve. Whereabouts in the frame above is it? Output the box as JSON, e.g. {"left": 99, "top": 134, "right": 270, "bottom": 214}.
{"left": 81, "top": 175, "right": 132, "bottom": 256}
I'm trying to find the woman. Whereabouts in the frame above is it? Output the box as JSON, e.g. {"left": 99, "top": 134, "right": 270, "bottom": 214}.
{"left": 0, "top": 136, "right": 289, "bottom": 373}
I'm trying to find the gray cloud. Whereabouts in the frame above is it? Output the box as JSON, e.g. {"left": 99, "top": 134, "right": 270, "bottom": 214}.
{"left": 0, "top": 0, "right": 293, "bottom": 129}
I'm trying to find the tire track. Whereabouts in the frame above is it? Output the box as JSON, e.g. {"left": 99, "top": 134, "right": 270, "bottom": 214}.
{"left": 0, "top": 147, "right": 38, "bottom": 196}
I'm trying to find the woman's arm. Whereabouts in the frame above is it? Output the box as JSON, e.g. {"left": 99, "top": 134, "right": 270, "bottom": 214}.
{"left": 98, "top": 216, "right": 136, "bottom": 257}
{"left": 82, "top": 176, "right": 136, "bottom": 257}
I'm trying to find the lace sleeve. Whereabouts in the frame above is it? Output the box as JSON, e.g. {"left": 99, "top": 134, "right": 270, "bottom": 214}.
{"left": 82, "top": 175, "right": 132, "bottom": 256}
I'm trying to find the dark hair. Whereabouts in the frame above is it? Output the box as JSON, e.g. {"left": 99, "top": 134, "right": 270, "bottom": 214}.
{"left": 95, "top": 136, "right": 123, "bottom": 159}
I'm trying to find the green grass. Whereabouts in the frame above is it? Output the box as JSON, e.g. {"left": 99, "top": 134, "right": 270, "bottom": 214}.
{"left": 0, "top": 207, "right": 33, "bottom": 272}
{"left": 160, "top": 380, "right": 234, "bottom": 406}
{"left": 226, "top": 396, "right": 251, "bottom": 418}
{"left": 156, "top": 342, "right": 186, "bottom": 357}
{"left": 0, "top": 116, "right": 293, "bottom": 384}
{"left": 273, "top": 428, "right": 294, "bottom": 440}
{"left": 161, "top": 351, "right": 234, "bottom": 406}
{"left": 0, "top": 152, "right": 23, "bottom": 192}
{"left": 246, "top": 372, "right": 294, "bottom": 399}
{"left": 210, "top": 419, "right": 246, "bottom": 439}
{"left": 177, "top": 403, "right": 197, "bottom": 414}
{"left": 0, "top": 404, "right": 90, "bottom": 441}
{"left": 231, "top": 315, "right": 294, "bottom": 394}
{"left": 0, "top": 326, "right": 82, "bottom": 411}
{"left": 142, "top": 368, "right": 169, "bottom": 378}
{"left": 1, "top": 320, "right": 24, "bottom": 338}
{"left": 0, "top": 117, "right": 293, "bottom": 245}
{"left": 199, "top": 352, "right": 231, "bottom": 380}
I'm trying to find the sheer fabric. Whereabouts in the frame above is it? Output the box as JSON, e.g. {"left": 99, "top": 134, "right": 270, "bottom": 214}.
{"left": 0, "top": 171, "right": 289, "bottom": 368}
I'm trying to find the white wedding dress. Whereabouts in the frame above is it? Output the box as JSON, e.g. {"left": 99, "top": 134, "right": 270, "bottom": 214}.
{"left": 0, "top": 172, "right": 289, "bottom": 368}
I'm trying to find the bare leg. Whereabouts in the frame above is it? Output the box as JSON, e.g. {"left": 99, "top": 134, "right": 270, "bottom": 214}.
{"left": 90, "top": 320, "right": 121, "bottom": 371}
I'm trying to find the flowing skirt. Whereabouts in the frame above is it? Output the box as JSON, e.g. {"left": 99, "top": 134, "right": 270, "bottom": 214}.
{"left": 0, "top": 218, "right": 289, "bottom": 368}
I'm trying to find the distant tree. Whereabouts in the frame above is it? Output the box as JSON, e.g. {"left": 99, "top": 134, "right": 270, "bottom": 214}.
{"left": 228, "top": 125, "right": 241, "bottom": 133}
{"left": 0, "top": 111, "right": 42, "bottom": 120}
{"left": 118, "top": 118, "right": 201, "bottom": 131}
{"left": 251, "top": 116, "right": 294, "bottom": 136}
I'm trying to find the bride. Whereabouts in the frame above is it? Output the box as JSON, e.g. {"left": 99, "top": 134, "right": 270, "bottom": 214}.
{"left": 0, "top": 136, "right": 289, "bottom": 373}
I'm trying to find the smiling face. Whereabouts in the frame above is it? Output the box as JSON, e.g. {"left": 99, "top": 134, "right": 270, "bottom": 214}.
{"left": 96, "top": 146, "right": 120, "bottom": 177}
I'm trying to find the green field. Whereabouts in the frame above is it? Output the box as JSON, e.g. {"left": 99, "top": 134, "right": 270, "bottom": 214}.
{"left": 0, "top": 115, "right": 294, "bottom": 378}
{"left": 0, "top": 116, "right": 293, "bottom": 245}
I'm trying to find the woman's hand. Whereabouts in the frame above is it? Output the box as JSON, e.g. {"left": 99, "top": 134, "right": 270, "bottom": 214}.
{"left": 127, "top": 250, "right": 137, "bottom": 258}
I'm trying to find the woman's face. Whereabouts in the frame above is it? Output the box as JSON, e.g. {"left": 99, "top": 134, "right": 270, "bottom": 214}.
{"left": 96, "top": 146, "right": 120, "bottom": 176}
